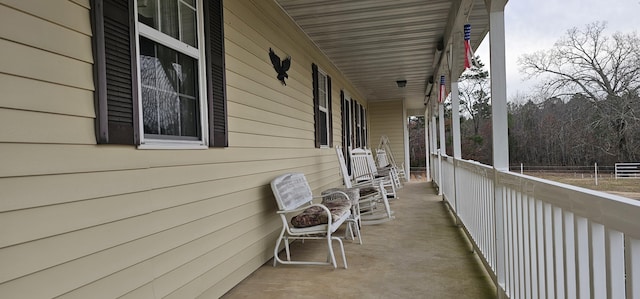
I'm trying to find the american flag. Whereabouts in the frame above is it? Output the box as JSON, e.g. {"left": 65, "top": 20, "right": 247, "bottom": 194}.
{"left": 438, "top": 75, "right": 445, "bottom": 103}
{"left": 464, "top": 24, "right": 475, "bottom": 69}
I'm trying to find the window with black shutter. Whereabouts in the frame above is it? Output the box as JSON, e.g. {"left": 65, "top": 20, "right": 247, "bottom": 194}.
{"left": 312, "top": 64, "right": 332, "bottom": 148}
{"left": 91, "top": 0, "right": 226, "bottom": 148}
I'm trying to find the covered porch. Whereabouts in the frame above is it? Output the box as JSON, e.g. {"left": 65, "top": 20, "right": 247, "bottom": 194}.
{"left": 223, "top": 182, "right": 496, "bottom": 298}
{"left": 273, "top": 0, "right": 640, "bottom": 298}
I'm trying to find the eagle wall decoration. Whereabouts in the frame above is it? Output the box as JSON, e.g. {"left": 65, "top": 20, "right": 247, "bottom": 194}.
{"left": 269, "top": 48, "right": 291, "bottom": 85}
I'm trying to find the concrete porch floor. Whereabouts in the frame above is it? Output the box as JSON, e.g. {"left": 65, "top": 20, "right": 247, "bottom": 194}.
{"left": 222, "top": 182, "right": 496, "bottom": 298}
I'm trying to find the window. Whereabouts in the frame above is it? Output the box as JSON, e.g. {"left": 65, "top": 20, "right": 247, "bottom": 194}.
{"left": 91, "top": 0, "right": 227, "bottom": 147}
{"left": 312, "top": 64, "right": 332, "bottom": 148}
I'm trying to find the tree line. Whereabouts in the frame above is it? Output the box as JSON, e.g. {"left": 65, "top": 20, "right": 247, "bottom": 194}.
{"left": 409, "top": 22, "right": 640, "bottom": 168}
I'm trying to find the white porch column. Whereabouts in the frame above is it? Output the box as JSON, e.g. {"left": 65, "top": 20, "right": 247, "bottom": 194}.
{"left": 489, "top": 7, "right": 509, "bottom": 170}
{"left": 425, "top": 107, "right": 432, "bottom": 181}
{"left": 438, "top": 103, "right": 446, "bottom": 155}
{"left": 431, "top": 114, "right": 437, "bottom": 154}
{"left": 403, "top": 107, "right": 410, "bottom": 180}
{"left": 437, "top": 102, "right": 445, "bottom": 195}
{"left": 431, "top": 113, "right": 438, "bottom": 183}
{"left": 488, "top": 1, "right": 509, "bottom": 298}
{"left": 451, "top": 81, "right": 462, "bottom": 159}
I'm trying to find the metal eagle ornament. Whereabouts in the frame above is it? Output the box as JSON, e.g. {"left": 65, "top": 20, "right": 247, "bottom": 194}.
{"left": 269, "top": 48, "right": 291, "bottom": 85}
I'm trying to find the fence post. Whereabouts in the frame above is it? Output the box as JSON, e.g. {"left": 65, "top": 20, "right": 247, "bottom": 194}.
{"left": 595, "top": 162, "right": 598, "bottom": 186}
{"left": 520, "top": 163, "right": 523, "bottom": 174}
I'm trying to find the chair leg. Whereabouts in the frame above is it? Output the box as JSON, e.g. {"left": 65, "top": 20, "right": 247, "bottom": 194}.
{"left": 333, "top": 236, "right": 348, "bottom": 269}
{"left": 327, "top": 235, "right": 337, "bottom": 268}
{"left": 273, "top": 227, "right": 286, "bottom": 267}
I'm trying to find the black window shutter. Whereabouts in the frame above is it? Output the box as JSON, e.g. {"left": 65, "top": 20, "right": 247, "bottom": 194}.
{"left": 312, "top": 63, "right": 320, "bottom": 148}
{"left": 351, "top": 100, "right": 356, "bottom": 147}
{"left": 327, "top": 75, "right": 333, "bottom": 147}
{"left": 340, "top": 90, "right": 346, "bottom": 149}
{"left": 341, "top": 91, "right": 352, "bottom": 175}
{"left": 204, "top": 0, "right": 228, "bottom": 147}
{"left": 91, "top": 0, "right": 139, "bottom": 145}
{"left": 362, "top": 106, "right": 367, "bottom": 146}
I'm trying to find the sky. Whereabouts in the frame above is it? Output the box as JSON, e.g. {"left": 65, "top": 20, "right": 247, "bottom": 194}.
{"left": 474, "top": 0, "right": 640, "bottom": 101}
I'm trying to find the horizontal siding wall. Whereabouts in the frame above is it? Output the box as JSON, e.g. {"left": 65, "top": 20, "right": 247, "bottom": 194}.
{"left": 0, "top": 0, "right": 364, "bottom": 298}
{"left": 368, "top": 100, "right": 406, "bottom": 170}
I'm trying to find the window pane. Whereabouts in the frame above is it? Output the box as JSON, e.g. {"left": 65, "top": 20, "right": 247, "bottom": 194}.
{"left": 177, "top": 52, "right": 197, "bottom": 96}
{"left": 319, "top": 110, "right": 327, "bottom": 145}
{"left": 318, "top": 74, "right": 327, "bottom": 108}
{"left": 139, "top": 37, "right": 200, "bottom": 138}
{"left": 156, "top": 44, "right": 178, "bottom": 92}
{"left": 139, "top": 38, "right": 156, "bottom": 87}
{"left": 180, "top": 96, "right": 198, "bottom": 136}
{"left": 142, "top": 87, "right": 159, "bottom": 134}
{"left": 138, "top": 0, "right": 158, "bottom": 28}
{"left": 139, "top": 0, "right": 198, "bottom": 48}
{"left": 160, "top": 0, "right": 179, "bottom": 40}
{"left": 179, "top": 2, "right": 197, "bottom": 47}
{"left": 158, "top": 90, "right": 179, "bottom": 135}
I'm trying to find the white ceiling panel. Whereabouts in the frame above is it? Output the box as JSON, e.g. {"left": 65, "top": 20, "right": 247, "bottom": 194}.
{"left": 276, "top": 0, "right": 490, "bottom": 109}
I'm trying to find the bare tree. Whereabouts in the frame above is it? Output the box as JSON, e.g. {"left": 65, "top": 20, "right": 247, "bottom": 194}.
{"left": 519, "top": 22, "right": 640, "bottom": 161}
{"left": 459, "top": 56, "right": 491, "bottom": 135}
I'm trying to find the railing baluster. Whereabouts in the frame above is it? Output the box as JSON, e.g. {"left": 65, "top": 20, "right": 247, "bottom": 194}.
{"left": 627, "top": 238, "right": 640, "bottom": 298}
{"left": 529, "top": 196, "right": 539, "bottom": 299}
{"left": 576, "top": 217, "right": 591, "bottom": 299}
{"left": 537, "top": 199, "right": 547, "bottom": 299}
{"left": 607, "top": 229, "right": 625, "bottom": 298}
{"left": 544, "top": 203, "right": 555, "bottom": 298}
{"left": 554, "top": 207, "right": 566, "bottom": 299}
{"left": 564, "top": 211, "right": 577, "bottom": 299}
{"left": 590, "top": 223, "right": 606, "bottom": 298}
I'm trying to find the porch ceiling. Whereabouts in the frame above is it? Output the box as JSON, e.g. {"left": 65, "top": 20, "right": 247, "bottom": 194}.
{"left": 275, "top": 0, "right": 490, "bottom": 110}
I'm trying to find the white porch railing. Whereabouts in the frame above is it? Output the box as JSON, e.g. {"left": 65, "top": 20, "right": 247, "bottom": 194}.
{"left": 432, "top": 154, "right": 640, "bottom": 299}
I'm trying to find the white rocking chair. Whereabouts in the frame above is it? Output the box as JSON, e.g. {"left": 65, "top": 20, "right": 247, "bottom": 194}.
{"left": 270, "top": 172, "right": 357, "bottom": 268}
{"left": 350, "top": 147, "right": 398, "bottom": 198}
{"left": 336, "top": 146, "right": 394, "bottom": 225}
{"left": 377, "top": 135, "right": 407, "bottom": 183}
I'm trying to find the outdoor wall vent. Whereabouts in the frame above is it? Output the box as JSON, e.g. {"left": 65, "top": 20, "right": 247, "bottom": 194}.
{"left": 396, "top": 80, "right": 407, "bottom": 88}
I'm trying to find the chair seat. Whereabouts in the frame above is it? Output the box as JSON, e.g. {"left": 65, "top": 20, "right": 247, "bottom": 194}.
{"left": 358, "top": 186, "right": 378, "bottom": 197}
{"left": 291, "top": 201, "right": 352, "bottom": 228}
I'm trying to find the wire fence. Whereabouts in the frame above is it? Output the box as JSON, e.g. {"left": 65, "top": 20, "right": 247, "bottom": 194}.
{"left": 508, "top": 163, "right": 615, "bottom": 176}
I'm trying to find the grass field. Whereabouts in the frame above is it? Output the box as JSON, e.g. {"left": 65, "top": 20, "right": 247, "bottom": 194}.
{"left": 525, "top": 172, "right": 640, "bottom": 200}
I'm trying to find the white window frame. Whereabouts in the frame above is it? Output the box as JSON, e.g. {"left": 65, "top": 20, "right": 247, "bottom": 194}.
{"left": 134, "top": 0, "right": 209, "bottom": 149}
{"left": 318, "top": 69, "right": 330, "bottom": 148}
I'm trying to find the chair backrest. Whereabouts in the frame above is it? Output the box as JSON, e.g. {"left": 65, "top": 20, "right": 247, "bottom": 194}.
{"left": 270, "top": 173, "right": 313, "bottom": 211}
{"left": 377, "top": 135, "right": 399, "bottom": 168}
{"left": 335, "top": 146, "right": 354, "bottom": 188}
{"left": 350, "top": 148, "right": 376, "bottom": 182}
{"left": 376, "top": 149, "right": 389, "bottom": 168}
